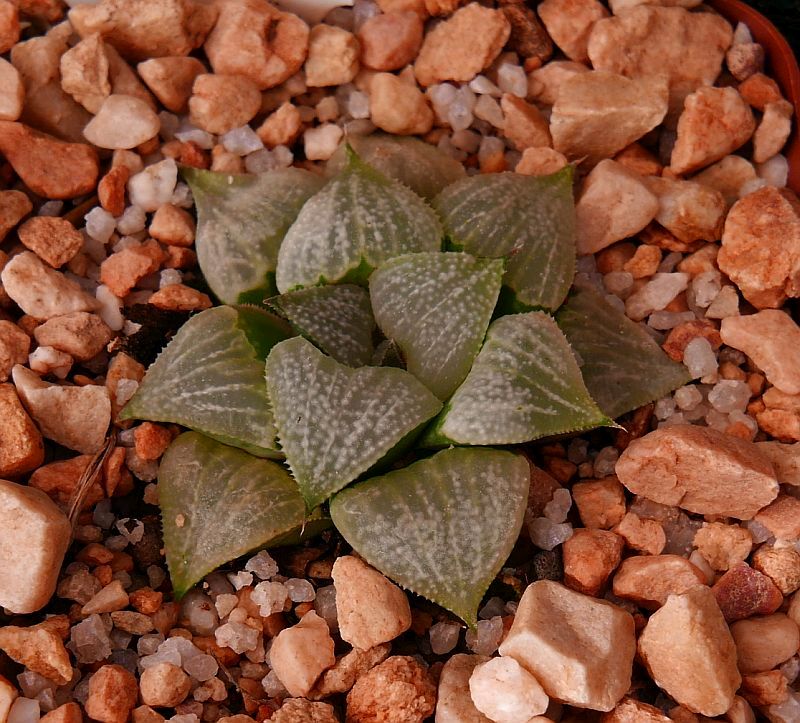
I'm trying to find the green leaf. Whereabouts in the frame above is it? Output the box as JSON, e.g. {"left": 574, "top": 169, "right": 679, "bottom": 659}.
{"left": 121, "top": 306, "right": 287, "bottom": 457}
{"left": 159, "top": 432, "right": 309, "bottom": 598}
{"left": 330, "top": 447, "right": 530, "bottom": 626}
{"left": 268, "top": 284, "right": 375, "bottom": 367}
{"left": 423, "top": 311, "right": 612, "bottom": 446}
{"left": 370, "top": 252, "right": 504, "bottom": 400}
{"left": 327, "top": 134, "right": 466, "bottom": 199}
{"left": 275, "top": 148, "right": 443, "bottom": 292}
{"left": 434, "top": 168, "right": 576, "bottom": 311}
{"left": 266, "top": 337, "right": 442, "bottom": 508}
{"left": 556, "top": 285, "right": 691, "bottom": 419}
{"left": 183, "top": 166, "right": 325, "bottom": 304}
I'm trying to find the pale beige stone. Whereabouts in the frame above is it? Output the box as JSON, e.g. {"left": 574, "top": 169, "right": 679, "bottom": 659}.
{"left": 498, "top": 580, "right": 635, "bottom": 711}
{"left": 500, "top": 94, "right": 551, "bottom": 151}
{"left": 0, "top": 479, "right": 71, "bottom": 614}
{"left": 469, "top": 656, "right": 549, "bottom": 722}
{"left": 717, "top": 186, "right": 800, "bottom": 309}
{"left": 527, "top": 60, "right": 589, "bottom": 107}
{"left": 34, "top": 312, "right": 113, "bottom": 362}
{"left": 204, "top": 0, "right": 308, "bottom": 90}
{"left": 59, "top": 33, "right": 111, "bottom": 114}
{"left": 721, "top": 311, "right": 800, "bottom": 395}
{"left": 436, "top": 654, "right": 492, "bottom": 723}
{"left": 753, "top": 99, "right": 793, "bottom": 164}
{"left": 575, "top": 159, "right": 659, "bottom": 254}
{"left": 137, "top": 56, "right": 205, "bottom": 113}
{"left": 693, "top": 522, "right": 753, "bottom": 572}
{"left": 756, "top": 442, "right": 800, "bottom": 486}
{"left": 305, "top": 24, "right": 359, "bottom": 87}
{"left": 612, "top": 554, "right": 706, "bottom": 610}
{"left": 0, "top": 675, "right": 16, "bottom": 723}
{"left": 13, "top": 364, "right": 111, "bottom": 454}
{"left": 515, "top": 147, "right": 568, "bottom": 176}
{"left": 0, "top": 322, "right": 29, "bottom": 383}
{"left": 84, "top": 94, "right": 160, "bottom": 149}
{"left": 357, "top": 12, "right": 423, "bottom": 72}
{"left": 537, "top": 0, "right": 608, "bottom": 62}
{"left": 615, "top": 425, "right": 778, "bottom": 520}
{"left": 731, "top": 614, "right": 800, "bottom": 674}
{"left": 333, "top": 555, "right": 412, "bottom": 650}
{"left": 188, "top": 73, "right": 262, "bottom": 135}
{"left": 140, "top": 663, "right": 191, "bottom": 707}
{"left": 270, "top": 611, "right": 335, "bottom": 698}
{"left": 587, "top": 6, "right": 733, "bottom": 112}
{"left": 82, "top": 580, "right": 129, "bottom": 615}
{"left": 670, "top": 87, "right": 755, "bottom": 175}
{"left": 550, "top": 70, "right": 668, "bottom": 166}
{"left": 105, "top": 44, "right": 156, "bottom": 110}
{"left": 369, "top": 72, "right": 433, "bottom": 135}
{"left": 638, "top": 586, "right": 740, "bottom": 717}
{"left": 727, "top": 42, "right": 764, "bottom": 82}
{"left": 414, "top": 3, "right": 510, "bottom": 87}
{"left": 643, "top": 176, "right": 726, "bottom": 244}
{"left": 272, "top": 699, "right": 338, "bottom": 723}
{"left": 692, "top": 155, "right": 757, "bottom": 208}
{"left": 608, "top": 0, "right": 702, "bottom": 11}
{"left": 754, "top": 494, "right": 800, "bottom": 541}
{"left": 68, "top": 0, "right": 216, "bottom": 62}
{"left": 0, "top": 58, "right": 23, "bottom": 121}
{"left": 1, "top": 251, "right": 100, "bottom": 319}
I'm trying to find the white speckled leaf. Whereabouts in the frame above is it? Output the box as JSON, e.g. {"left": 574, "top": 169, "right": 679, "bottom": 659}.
{"left": 266, "top": 337, "right": 442, "bottom": 508}
{"left": 556, "top": 285, "right": 691, "bottom": 419}
{"left": 434, "top": 168, "right": 576, "bottom": 310}
{"left": 327, "top": 134, "right": 466, "bottom": 199}
{"left": 423, "top": 312, "right": 612, "bottom": 446}
{"left": 275, "top": 148, "right": 443, "bottom": 292}
{"left": 121, "top": 306, "right": 288, "bottom": 457}
{"left": 183, "top": 167, "right": 324, "bottom": 305}
{"left": 159, "top": 432, "right": 308, "bottom": 598}
{"left": 370, "top": 252, "right": 504, "bottom": 400}
{"left": 269, "top": 284, "right": 375, "bottom": 367}
{"left": 330, "top": 447, "right": 530, "bottom": 626}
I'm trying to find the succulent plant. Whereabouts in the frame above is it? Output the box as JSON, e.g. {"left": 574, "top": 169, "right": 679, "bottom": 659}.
{"left": 124, "top": 137, "right": 689, "bottom": 624}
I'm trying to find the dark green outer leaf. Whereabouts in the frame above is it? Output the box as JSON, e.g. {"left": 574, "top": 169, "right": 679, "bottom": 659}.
{"left": 330, "top": 447, "right": 530, "bottom": 626}
{"left": 120, "top": 306, "right": 286, "bottom": 457}
{"left": 434, "top": 168, "right": 576, "bottom": 311}
{"left": 159, "top": 432, "right": 308, "bottom": 598}
{"left": 183, "top": 167, "right": 325, "bottom": 304}
{"left": 556, "top": 284, "right": 691, "bottom": 419}
{"left": 326, "top": 134, "right": 466, "bottom": 199}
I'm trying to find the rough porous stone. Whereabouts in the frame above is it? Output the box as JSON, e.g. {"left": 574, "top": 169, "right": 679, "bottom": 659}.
{"left": 717, "top": 186, "right": 800, "bottom": 310}
{"left": 615, "top": 425, "right": 778, "bottom": 519}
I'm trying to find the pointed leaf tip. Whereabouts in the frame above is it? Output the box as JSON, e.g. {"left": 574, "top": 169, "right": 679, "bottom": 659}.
{"left": 266, "top": 336, "right": 442, "bottom": 508}
{"left": 330, "top": 446, "right": 530, "bottom": 625}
